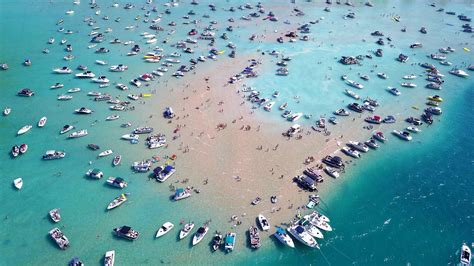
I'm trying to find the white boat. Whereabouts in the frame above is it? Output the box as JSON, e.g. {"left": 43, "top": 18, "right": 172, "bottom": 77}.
{"left": 110, "top": 105, "right": 125, "bottom": 111}
{"left": 127, "top": 94, "right": 139, "bottom": 101}
{"left": 192, "top": 226, "right": 209, "bottom": 246}
{"left": 42, "top": 150, "right": 66, "bottom": 160}
{"left": 449, "top": 68, "right": 469, "bottom": 77}
{"left": 13, "top": 178, "right": 23, "bottom": 190}
{"left": 68, "top": 129, "right": 88, "bottom": 138}
{"left": 60, "top": 125, "right": 74, "bottom": 134}
{"left": 174, "top": 188, "right": 191, "bottom": 201}
{"left": 3, "top": 107, "right": 11, "bottom": 116}
{"left": 92, "top": 76, "right": 110, "bottom": 83}
{"left": 17, "top": 125, "right": 32, "bottom": 135}
{"left": 86, "top": 168, "right": 104, "bottom": 179}
{"left": 107, "top": 194, "right": 127, "bottom": 210}
{"left": 49, "top": 208, "right": 61, "bottom": 223}
{"left": 49, "top": 228, "right": 69, "bottom": 250}
{"left": 347, "top": 141, "right": 369, "bottom": 152}
{"left": 461, "top": 243, "right": 471, "bottom": 266}
{"left": 121, "top": 134, "right": 139, "bottom": 141}
{"left": 51, "top": 83, "right": 64, "bottom": 89}
{"left": 346, "top": 79, "right": 364, "bottom": 89}
{"left": 68, "top": 88, "right": 81, "bottom": 93}
{"left": 274, "top": 227, "right": 295, "bottom": 248}
{"left": 401, "top": 82, "right": 417, "bottom": 88}
{"left": 377, "top": 72, "right": 388, "bottom": 79}
{"left": 75, "top": 71, "right": 95, "bottom": 78}
{"left": 325, "top": 167, "right": 340, "bottom": 178}
{"left": 106, "top": 177, "right": 127, "bottom": 188}
{"left": 53, "top": 67, "right": 72, "bottom": 74}
{"left": 65, "top": 10, "right": 74, "bottom": 15}
{"left": 345, "top": 89, "right": 360, "bottom": 100}
{"left": 263, "top": 101, "right": 275, "bottom": 111}
{"left": 58, "top": 95, "right": 73, "bottom": 100}
{"left": 155, "top": 222, "right": 174, "bottom": 238}
{"left": 38, "top": 116, "right": 47, "bottom": 127}
{"left": 96, "top": 60, "right": 107, "bottom": 65}
{"left": 104, "top": 250, "right": 115, "bottom": 266}
{"left": 341, "top": 146, "right": 360, "bottom": 158}
{"left": 99, "top": 149, "right": 113, "bottom": 157}
{"left": 106, "top": 115, "right": 120, "bottom": 121}
{"left": 75, "top": 107, "right": 92, "bottom": 114}
{"left": 287, "top": 112, "right": 303, "bottom": 122}
{"left": 109, "top": 65, "right": 128, "bottom": 72}
{"left": 403, "top": 74, "right": 417, "bottom": 80}
{"left": 406, "top": 126, "right": 421, "bottom": 133}
{"left": 392, "top": 130, "right": 412, "bottom": 141}
{"left": 387, "top": 87, "right": 401, "bottom": 96}
{"left": 116, "top": 84, "right": 128, "bottom": 91}
{"left": 224, "top": 232, "right": 236, "bottom": 253}
{"left": 130, "top": 79, "right": 141, "bottom": 87}
{"left": 287, "top": 225, "right": 319, "bottom": 248}
{"left": 257, "top": 214, "right": 270, "bottom": 231}
{"left": 179, "top": 222, "right": 195, "bottom": 239}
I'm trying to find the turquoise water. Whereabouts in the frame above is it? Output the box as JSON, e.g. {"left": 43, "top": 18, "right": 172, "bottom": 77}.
{"left": 1, "top": 0, "right": 473, "bottom": 265}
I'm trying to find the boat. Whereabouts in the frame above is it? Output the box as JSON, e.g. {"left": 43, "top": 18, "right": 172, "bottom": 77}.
{"left": 365, "top": 138, "right": 379, "bottom": 149}
{"left": 192, "top": 225, "right": 209, "bottom": 246}
{"left": 174, "top": 187, "right": 191, "bottom": 201}
{"left": 223, "top": 232, "right": 236, "bottom": 253}
{"left": 104, "top": 250, "right": 115, "bottom": 266}
{"left": 348, "top": 103, "right": 364, "bottom": 113}
{"left": 11, "top": 145, "right": 20, "bottom": 157}
{"left": 132, "top": 160, "right": 151, "bottom": 172}
{"left": 75, "top": 107, "right": 92, "bottom": 114}
{"left": 86, "top": 168, "right": 104, "bottom": 179}
{"left": 406, "top": 126, "right": 421, "bottom": 133}
{"left": 49, "top": 208, "right": 61, "bottom": 223}
{"left": 113, "top": 225, "right": 139, "bottom": 240}
{"left": 51, "top": 83, "right": 64, "bottom": 89}
{"left": 322, "top": 155, "right": 345, "bottom": 169}
{"left": 13, "top": 178, "right": 23, "bottom": 190}
{"left": 121, "top": 134, "right": 139, "bottom": 141}
{"left": 110, "top": 105, "right": 125, "bottom": 111}
{"left": 287, "top": 225, "right": 319, "bottom": 248}
{"left": 341, "top": 147, "right": 361, "bottom": 158}
{"left": 287, "top": 112, "right": 303, "bottom": 122}
{"left": 130, "top": 79, "right": 141, "bottom": 87}
{"left": 109, "top": 64, "right": 128, "bottom": 72}
{"left": 257, "top": 214, "right": 270, "bottom": 231}
{"left": 325, "top": 167, "right": 340, "bottom": 178}
{"left": 112, "top": 155, "right": 121, "bottom": 166}
{"left": 99, "top": 149, "right": 113, "bottom": 157}
{"left": 249, "top": 226, "right": 261, "bottom": 249}
{"left": 75, "top": 71, "right": 95, "bottom": 78}
{"left": 155, "top": 165, "right": 175, "bottom": 182}
{"left": 179, "top": 222, "right": 195, "bottom": 240}
{"left": 18, "top": 88, "right": 34, "bottom": 97}
{"left": 68, "top": 88, "right": 81, "bottom": 93}
{"left": 96, "top": 60, "right": 107, "bottom": 65}
{"left": 387, "top": 87, "right": 401, "bottom": 96}
{"left": 107, "top": 194, "right": 127, "bottom": 210}
{"left": 373, "top": 131, "right": 387, "bottom": 142}
{"left": 263, "top": 101, "right": 275, "bottom": 111}
{"left": 403, "top": 74, "right": 417, "bottom": 80}
{"left": 53, "top": 66, "right": 72, "bottom": 74}
{"left": 60, "top": 125, "right": 74, "bottom": 134}
{"left": 273, "top": 227, "right": 295, "bottom": 248}
{"left": 58, "top": 95, "right": 73, "bottom": 100}
{"left": 345, "top": 89, "right": 360, "bottom": 100}
{"left": 3, "top": 107, "right": 11, "bottom": 116}
{"left": 37, "top": 116, "right": 47, "bottom": 127}
{"left": 461, "top": 243, "right": 471, "bottom": 266}
{"left": 17, "top": 125, "right": 32, "bottom": 135}
{"left": 401, "top": 82, "right": 417, "bottom": 88}
{"left": 347, "top": 141, "right": 369, "bottom": 152}
{"left": 155, "top": 222, "right": 174, "bottom": 238}
{"left": 18, "top": 143, "right": 28, "bottom": 154}
{"left": 68, "top": 129, "right": 88, "bottom": 138}
{"left": 49, "top": 228, "right": 69, "bottom": 249}
{"left": 377, "top": 72, "right": 388, "bottom": 79}
{"left": 449, "top": 68, "right": 469, "bottom": 77}
{"left": 334, "top": 108, "right": 350, "bottom": 116}
{"left": 42, "top": 150, "right": 66, "bottom": 160}
{"left": 92, "top": 76, "right": 110, "bottom": 83}
{"left": 69, "top": 257, "right": 83, "bottom": 266}
{"left": 346, "top": 79, "right": 364, "bottom": 89}
{"left": 133, "top": 127, "right": 153, "bottom": 134}
{"left": 299, "top": 218, "right": 324, "bottom": 239}
{"left": 428, "top": 95, "right": 443, "bottom": 102}
{"left": 392, "top": 130, "right": 412, "bottom": 141}
{"left": 364, "top": 115, "right": 382, "bottom": 124}
{"left": 106, "top": 115, "right": 120, "bottom": 121}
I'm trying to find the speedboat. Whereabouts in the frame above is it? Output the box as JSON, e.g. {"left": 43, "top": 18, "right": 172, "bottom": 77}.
{"left": 99, "top": 149, "right": 113, "bottom": 157}
{"left": 334, "top": 108, "right": 350, "bottom": 116}
{"left": 106, "top": 115, "right": 120, "bottom": 121}
{"left": 49, "top": 208, "right": 61, "bottom": 223}
{"left": 19, "top": 144, "right": 28, "bottom": 154}
{"left": 17, "top": 88, "right": 34, "bottom": 97}
{"left": 96, "top": 60, "right": 107, "bottom": 65}
{"left": 345, "top": 89, "right": 360, "bottom": 100}
{"left": 104, "top": 250, "right": 115, "bottom": 266}
{"left": 110, "top": 105, "right": 125, "bottom": 111}
{"left": 53, "top": 66, "right": 72, "bottom": 74}
{"left": 406, "top": 126, "right": 421, "bottom": 133}
{"left": 364, "top": 138, "right": 379, "bottom": 149}
{"left": 68, "top": 129, "right": 88, "bottom": 138}
{"left": 51, "top": 83, "right": 64, "bottom": 89}
{"left": 179, "top": 222, "right": 195, "bottom": 240}
{"left": 116, "top": 84, "right": 129, "bottom": 90}
{"left": 287, "top": 112, "right": 303, "bottom": 122}
{"left": 38, "top": 116, "right": 47, "bottom": 127}
{"left": 325, "top": 167, "right": 340, "bottom": 178}
{"left": 347, "top": 141, "right": 369, "bottom": 152}
{"left": 377, "top": 72, "right": 388, "bottom": 79}
{"left": 461, "top": 243, "right": 471, "bottom": 266}
{"left": 133, "top": 127, "right": 153, "bottom": 134}
{"left": 341, "top": 147, "right": 361, "bottom": 158}
{"left": 17, "top": 125, "right": 32, "bottom": 135}
{"left": 113, "top": 225, "right": 139, "bottom": 240}
{"left": 299, "top": 218, "right": 324, "bottom": 239}
{"left": 42, "top": 150, "right": 66, "bottom": 160}
{"left": 86, "top": 168, "right": 104, "bottom": 179}
{"left": 192, "top": 225, "right": 209, "bottom": 246}
{"left": 224, "top": 233, "right": 236, "bottom": 253}
{"left": 60, "top": 125, "right": 74, "bottom": 134}
{"left": 49, "top": 228, "right": 69, "bottom": 249}
{"left": 403, "top": 74, "right": 417, "bottom": 80}
{"left": 130, "top": 79, "right": 141, "bottom": 87}
{"left": 107, "top": 194, "right": 127, "bottom": 210}
{"left": 274, "top": 227, "right": 295, "bottom": 248}
{"left": 212, "top": 232, "right": 223, "bottom": 251}
{"left": 387, "top": 87, "right": 401, "bottom": 96}
{"left": 348, "top": 103, "right": 364, "bottom": 113}
{"left": 75, "top": 71, "right": 95, "bottom": 78}
{"left": 106, "top": 177, "right": 127, "bottom": 188}
{"left": 3, "top": 107, "right": 11, "bottom": 116}
{"left": 174, "top": 188, "right": 191, "bottom": 201}
{"left": 92, "top": 76, "right": 109, "bottom": 83}
{"left": 127, "top": 94, "right": 139, "bottom": 101}
{"left": 392, "top": 130, "right": 412, "bottom": 141}
{"left": 58, "top": 95, "right": 73, "bottom": 100}
{"left": 155, "top": 222, "right": 174, "bottom": 238}
{"left": 132, "top": 160, "right": 151, "bottom": 172}
{"left": 401, "top": 82, "right": 417, "bottom": 88}
{"left": 258, "top": 214, "right": 270, "bottom": 231}
{"left": 287, "top": 225, "right": 319, "bottom": 248}
{"left": 263, "top": 101, "right": 275, "bottom": 111}
{"left": 449, "top": 68, "right": 469, "bottom": 77}
{"left": 11, "top": 145, "right": 20, "bottom": 157}
{"left": 109, "top": 64, "right": 128, "bottom": 72}
{"left": 364, "top": 115, "right": 382, "bottom": 124}
{"left": 75, "top": 107, "right": 92, "bottom": 114}
{"left": 67, "top": 88, "right": 81, "bottom": 93}
{"left": 346, "top": 79, "right": 364, "bottom": 89}
{"left": 121, "top": 134, "right": 139, "bottom": 141}
{"left": 373, "top": 131, "right": 387, "bottom": 142}
{"left": 13, "top": 178, "right": 23, "bottom": 190}
{"left": 428, "top": 95, "right": 443, "bottom": 102}
{"left": 155, "top": 165, "right": 175, "bottom": 182}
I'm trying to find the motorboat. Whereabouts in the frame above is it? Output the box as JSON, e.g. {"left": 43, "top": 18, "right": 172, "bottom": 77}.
{"left": 377, "top": 73, "right": 388, "bottom": 79}
{"left": 13, "top": 178, "right": 23, "bottom": 190}
{"left": 174, "top": 187, "right": 191, "bottom": 201}
{"left": 75, "top": 71, "right": 95, "bottom": 78}
{"left": 449, "top": 68, "right": 469, "bottom": 77}
{"left": 155, "top": 165, "right": 175, "bottom": 182}
{"left": 373, "top": 131, "right": 387, "bottom": 142}
{"left": 403, "top": 74, "right": 417, "bottom": 80}
{"left": 38, "top": 116, "right": 47, "bottom": 127}
{"left": 425, "top": 106, "right": 442, "bottom": 115}
{"left": 257, "top": 214, "right": 270, "bottom": 231}
{"left": 325, "top": 167, "right": 340, "bottom": 178}
{"left": 179, "top": 222, "right": 195, "bottom": 240}
{"left": 130, "top": 79, "right": 141, "bottom": 87}
{"left": 67, "top": 88, "right": 81, "bottom": 93}
{"left": 212, "top": 232, "right": 223, "bottom": 252}
{"left": 106, "top": 177, "right": 127, "bottom": 188}
{"left": 287, "top": 225, "right": 319, "bottom": 248}
{"left": 60, "top": 125, "right": 74, "bottom": 134}
{"left": 17, "top": 125, "right": 32, "bottom": 135}
{"left": 75, "top": 107, "right": 92, "bottom": 114}
{"left": 348, "top": 103, "right": 363, "bottom": 113}
{"left": 133, "top": 127, "right": 153, "bottom": 134}
{"left": 383, "top": 115, "right": 396, "bottom": 124}
{"left": 68, "top": 129, "right": 88, "bottom": 138}
{"left": 49, "top": 228, "right": 69, "bottom": 249}
{"left": 109, "top": 64, "right": 128, "bottom": 72}
{"left": 106, "top": 115, "right": 120, "bottom": 121}
{"left": 92, "top": 76, "right": 110, "bottom": 83}
{"left": 345, "top": 89, "right": 360, "bottom": 100}
{"left": 392, "top": 130, "right": 412, "bottom": 141}
{"left": 322, "top": 155, "right": 345, "bottom": 169}
{"left": 406, "top": 126, "right": 421, "bottom": 133}
{"left": 86, "top": 168, "right": 104, "bottom": 179}
{"left": 274, "top": 227, "right": 295, "bottom": 248}
{"left": 248, "top": 226, "right": 261, "bottom": 249}
{"left": 132, "top": 160, "right": 151, "bottom": 172}
{"left": 19, "top": 144, "right": 28, "bottom": 154}
{"left": 155, "top": 222, "right": 174, "bottom": 238}
{"left": 263, "top": 101, "right": 275, "bottom": 111}
{"left": 192, "top": 225, "right": 209, "bottom": 246}
{"left": 299, "top": 218, "right": 324, "bottom": 239}
{"left": 42, "top": 150, "right": 66, "bottom": 160}
{"left": 364, "top": 115, "right": 381, "bottom": 124}
{"left": 461, "top": 243, "right": 471, "bottom": 266}
{"left": 110, "top": 105, "right": 125, "bottom": 111}
{"left": 104, "top": 250, "right": 115, "bottom": 266}
{"left": 401, "top": 82, "right": 417, "bottom": 88}
{"left": 51, "top": 83, "right": 64, "bottom": 89}
{"left": 99, "top": 149, "right": 113, "bottom": 157}
{"left": 107, "top": 194, "right": 127, "bottom": 210}
{"left": 127, "top": 94, "right": 140, "bottom": 101}
{"left": 116, "top": 84, "right": 128, "bottom": 91}
{"left": 17, "top": 88, "right": 34, "bottom": 97}
{"left": 3, "top": 107, "right": 11, "bottom": 116}
{"left": 334, "top": 108, "right": 350, "bottom": 116}
{"left": 224, "top": 233, "right": 236, "bottom": 253}
{"left": 49, "top": 208, "right": 61, "bottom": 223}
{"left": 346, "top": 79, "right": 364, "bottom": 89}
{"left": 11, "top": 145, "right": 20, "bottom": 157}
{"left": 428, "top": 95, "right": 443, "bottom": 102}
{"left": 364, "top": 138, "right": 379, "bottom": 149}
{"left": 287, "top": 112, "right": 303, "bottom": 122}
{"left": 347, "top": 141, "right": 369, "bottom": 152}
{"left": 121, "top": 134, "right": 139, "bottom": 141}
{"left": 387, "top": 87, "right": 401, "bottom": 96}
{"left": 58, "top": 95, "right": 73, "bottom": 100}
{"left": 53, "top": 66, "right": 72, "bottom": 74}
{"left": 96, "top": 60, "right": 107, "bottom": 65}
{"left": 113, "top": 225, "right": 139, "bottom": 240}
{"left": 341, "top": 147, "right": 361, "bottom": 158}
